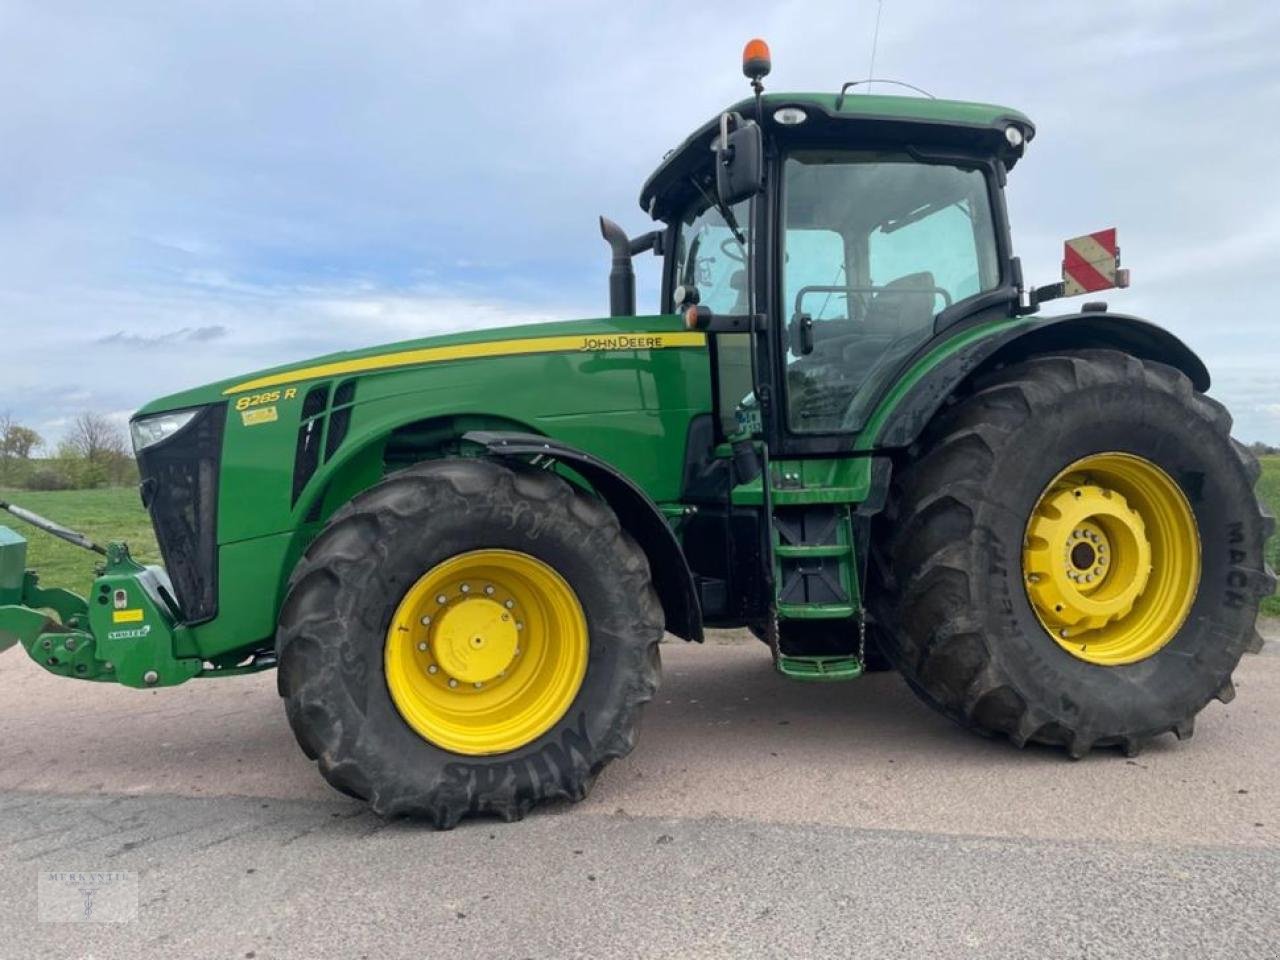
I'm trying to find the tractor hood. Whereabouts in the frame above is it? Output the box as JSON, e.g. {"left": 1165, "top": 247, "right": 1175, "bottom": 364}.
{"left": 133, "top": 313, "right": 696, "bottom": 418}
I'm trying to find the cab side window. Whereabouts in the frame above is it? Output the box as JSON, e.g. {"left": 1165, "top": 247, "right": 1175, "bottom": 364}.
{"left": 675, "top": 199, "right": 754, "bottom": 437}
{"left": 674, "top": 200, "right": 751, "bottom": 315}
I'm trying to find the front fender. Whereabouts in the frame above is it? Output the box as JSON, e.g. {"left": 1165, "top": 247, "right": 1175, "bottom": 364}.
{"left": 464, "top": 430, "right": 703, "bottom": 642}
{"left": 864, "top": 312, "right": 1210, "bottom": 451}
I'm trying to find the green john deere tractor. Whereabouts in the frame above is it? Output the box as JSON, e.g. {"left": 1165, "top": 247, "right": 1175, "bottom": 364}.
{"left": 1, "top": 41, "right": 1274, "bottom": 827}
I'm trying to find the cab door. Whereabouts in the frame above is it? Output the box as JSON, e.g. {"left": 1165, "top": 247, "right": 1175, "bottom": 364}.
{"left": 765, "top": 150, "right": 1004, "bottom": 455}
{"left": 667, "top": 195, "right": 772, "bottom": 626}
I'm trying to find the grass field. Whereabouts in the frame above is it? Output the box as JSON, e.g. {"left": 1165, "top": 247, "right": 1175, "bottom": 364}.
{"left": 1260, "top": 456, "right": 1280, "bottom": 616}
{"left": 4, "top": 462, "right": 1279, "bottom": 613}
{"left": 0, "top": 486, "right": 159, "bottom": 593}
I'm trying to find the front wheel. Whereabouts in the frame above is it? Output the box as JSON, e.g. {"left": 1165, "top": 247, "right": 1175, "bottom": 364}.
{"left": 276, "top": 458, "right": 663, "bottom": 826}
{"left": 873, "top": 350, "right": 1275, "bottom": 756}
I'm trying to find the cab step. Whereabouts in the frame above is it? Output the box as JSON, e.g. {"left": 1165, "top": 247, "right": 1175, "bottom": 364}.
{"left": 776, "top": 654, "right": 864, "bottom": 682}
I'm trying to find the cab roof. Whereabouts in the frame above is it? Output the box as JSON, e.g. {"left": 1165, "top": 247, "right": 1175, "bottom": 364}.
{"left": 639, "top": 91, "right": 1035, "bottom": 221}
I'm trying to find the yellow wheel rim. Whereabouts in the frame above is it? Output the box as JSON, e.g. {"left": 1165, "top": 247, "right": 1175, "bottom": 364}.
{"left": 1022, "top": 452, "right": 1200, "bottom": 666}
{"left": 384, "top": 549, "right": 589, "bottom": 755}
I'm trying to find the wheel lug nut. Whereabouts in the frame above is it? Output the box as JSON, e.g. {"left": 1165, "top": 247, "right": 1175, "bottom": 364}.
{"left": 505, "top": 600, "right": 515, "bottom": 609}
{"left": 420, "top": 615, "right": 431, "bottom": 626}
{"left": 448, "top": 678, "right": 458, "bottom": 688}
{"left": 417, "top": 641, "right": 428, "bottom": 652}
{"left": 516, "top": 621, "right": 523, "bottom": 631}
{"left": 473, "top": 682, "right": 483, "bottom": 689}
{"left": 485, "top": 585, "right": 495, "bottom": 595}
{"left": 428, "top": 665, "right": 438, "bottom": 674}
{"left": 460, "top": 583, "right": 470, "bottom": 593}
{"left": 436, "top": 595, "right": 447, "bottom": 605}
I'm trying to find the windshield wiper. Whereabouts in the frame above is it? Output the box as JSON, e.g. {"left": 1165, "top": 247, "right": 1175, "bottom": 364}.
{"left": 692, "top": 178, "right": 746, "bottom": 249}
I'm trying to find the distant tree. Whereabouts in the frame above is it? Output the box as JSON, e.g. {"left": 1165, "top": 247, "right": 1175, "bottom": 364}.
{"left": 1248, "top": 441, "right": 1280, "bottom": 457}
{"left": 58, "top": 412, "right": 134, "bottom": 488}
{"left": 0, "top": 413, "right": 43, "bottom": 484}
{"left": 4, "top": 424, "right": 41, "bottom": 460}
{"left": 64, "top": 412, "right": 127, "bottom": 464}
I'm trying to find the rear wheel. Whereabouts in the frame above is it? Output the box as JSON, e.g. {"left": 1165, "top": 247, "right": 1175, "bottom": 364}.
{"left": 276, "top": 458, "right": 663, "bottom": 825}
{"left": 873, "top": 350, "right": 1275, "bottom": 756}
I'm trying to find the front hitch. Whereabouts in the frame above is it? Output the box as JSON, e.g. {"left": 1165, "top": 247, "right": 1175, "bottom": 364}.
{"left": 0, "top": 526, "right": 86, "bottom": 655}
{"left": 0, "top": 504, "right": 203, "bottom": 687}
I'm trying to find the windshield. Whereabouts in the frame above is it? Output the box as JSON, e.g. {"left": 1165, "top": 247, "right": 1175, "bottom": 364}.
{"left": 783, "top": 152, "right": 1000, "bottom": 433}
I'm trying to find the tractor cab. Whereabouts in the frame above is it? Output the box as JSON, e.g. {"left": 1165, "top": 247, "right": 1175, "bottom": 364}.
{"left": 595, "top": 40, "right": 1155, "bottom": 674}
{"left": 621, "top": 43, "right": 1035, "bottom": 457}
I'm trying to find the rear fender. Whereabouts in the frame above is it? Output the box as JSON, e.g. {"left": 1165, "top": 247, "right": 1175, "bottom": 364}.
{"left": 867, "top": 312, "right": 1210, "bottom": 451}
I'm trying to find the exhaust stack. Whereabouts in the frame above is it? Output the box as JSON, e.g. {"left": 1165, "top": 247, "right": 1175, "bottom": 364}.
{"left": 599, "top": 216, "right": 636, "bottom": 318}
{"left": 599, "top": 217, "right": 662, "bottom": 318}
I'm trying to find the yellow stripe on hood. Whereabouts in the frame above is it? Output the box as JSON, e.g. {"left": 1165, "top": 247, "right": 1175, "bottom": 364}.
{"left": 223, "top": 331, "right": 707, "bottom": 395}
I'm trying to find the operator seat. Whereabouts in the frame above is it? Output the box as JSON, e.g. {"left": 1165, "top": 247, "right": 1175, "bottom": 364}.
{"left": 839, "top": 271, "right": 938, "bottom": 381}
{"left": 728, "top": 270, "right": 750, "bottom": 315}
{"left": 786, "top": 271, "right": 939, "bottom": 429}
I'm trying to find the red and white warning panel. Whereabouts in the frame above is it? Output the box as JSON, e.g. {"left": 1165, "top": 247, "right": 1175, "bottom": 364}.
{"left": 1062, "top": 228, "right": 1130, "bottom": 296}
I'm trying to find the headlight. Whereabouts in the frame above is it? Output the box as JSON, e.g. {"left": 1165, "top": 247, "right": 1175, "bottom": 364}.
{"left": 773, "top": 107, "right": 807, "bottom": 126}
{"left": 131, "top": 409, "right": 199, "bottom": 453}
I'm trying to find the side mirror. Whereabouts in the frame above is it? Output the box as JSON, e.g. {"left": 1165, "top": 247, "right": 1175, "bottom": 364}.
{"left": 715, "top": 113, "right": 764, "bottom": 206}
{"left": 788, "top": 313, "right": 814, "bottom": 356}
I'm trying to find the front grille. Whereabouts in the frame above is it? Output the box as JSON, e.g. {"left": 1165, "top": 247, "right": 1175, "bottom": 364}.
{"left": 137, "top": 404, "right": 226, "bottom": 623}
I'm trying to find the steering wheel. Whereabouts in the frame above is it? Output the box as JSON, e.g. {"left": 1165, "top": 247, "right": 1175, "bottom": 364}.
{"left": 720, "top": 237, "right": 746, "bottom": 264}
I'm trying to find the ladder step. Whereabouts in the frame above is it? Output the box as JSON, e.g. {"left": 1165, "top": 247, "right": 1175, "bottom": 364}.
{"left": 776, "top": 654, "right": 864, "bottom": 682}
{"left": 774, "top": 544, "right": 849, "bottom": 559}
{"left": 776, "top": 602, "right": 857, "bottom": 620}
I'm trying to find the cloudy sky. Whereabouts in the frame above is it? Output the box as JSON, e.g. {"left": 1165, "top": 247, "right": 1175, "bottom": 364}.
{"left": 2, "top": 1, "right": 1278, "bottom": 446}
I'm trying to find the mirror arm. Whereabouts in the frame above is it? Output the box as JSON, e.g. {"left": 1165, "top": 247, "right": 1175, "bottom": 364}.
{"left": 1030, "top": 282, "right": 1064, "bottom": 310}
{"left": 628, "top": 230, "right": 663, "bottom": 257}
{"left": 683, "top": 309, "right": 765, "bottom": 334}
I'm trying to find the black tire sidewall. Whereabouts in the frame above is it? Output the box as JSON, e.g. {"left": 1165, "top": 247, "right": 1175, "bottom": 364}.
{"left": 284, "top": 461, "right": 662, "bottom": 818}
{"left": 972, "top": 375, "right": 1262, "bottom": 735}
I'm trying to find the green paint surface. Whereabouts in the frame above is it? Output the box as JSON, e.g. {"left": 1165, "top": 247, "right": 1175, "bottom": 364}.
{"left": 130, "top": 316, "right": 713, "bottom": 657}
{"left": 855, "top": 317, "right": 1028, "bottom": 451}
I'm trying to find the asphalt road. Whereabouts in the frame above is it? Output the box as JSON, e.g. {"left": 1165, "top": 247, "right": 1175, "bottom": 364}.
{"left": 2, "top": 626, "right": 1278, "bottom": 959}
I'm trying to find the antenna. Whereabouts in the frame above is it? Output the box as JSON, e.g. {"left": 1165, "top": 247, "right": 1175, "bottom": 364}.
{"left": 867, "top": 0, "right": 884, "bottom": 94}
{"left": 836, "top": 78, "right": 935, "bottom": 109}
